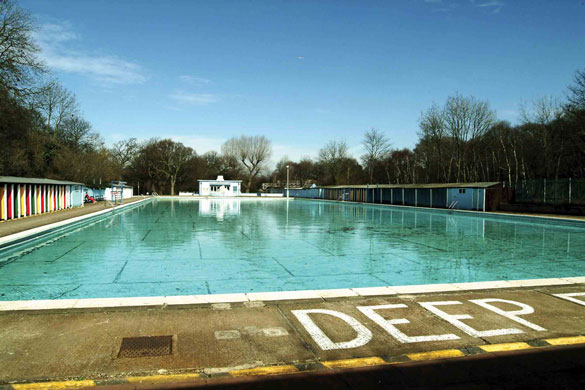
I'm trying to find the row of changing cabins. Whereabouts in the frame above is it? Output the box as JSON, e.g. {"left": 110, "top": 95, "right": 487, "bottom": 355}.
{"left": 0, "top": 177, "right": 85, "bottom": 221}
{"left": 289, "top": 182, "right": 502, "bottom": 211}
{"left": 0, "top": 176, "right": 134, "bottom": 221}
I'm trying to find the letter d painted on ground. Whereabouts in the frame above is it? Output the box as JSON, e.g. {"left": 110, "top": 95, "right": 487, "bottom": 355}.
{"left": 291, "top": 309, "right": 372, "bottom": 350}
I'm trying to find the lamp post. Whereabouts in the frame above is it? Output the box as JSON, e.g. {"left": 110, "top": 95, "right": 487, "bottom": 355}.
{"left": 286, "top": 165, "right": 290, "bottom": 199}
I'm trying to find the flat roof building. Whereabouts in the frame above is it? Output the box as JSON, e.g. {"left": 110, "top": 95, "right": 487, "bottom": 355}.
{"left": 198, "top": 176, "right": 242, "bottom": 197}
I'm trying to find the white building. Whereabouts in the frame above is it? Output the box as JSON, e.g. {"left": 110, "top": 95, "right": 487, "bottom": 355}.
{"left": 198, "top": 176, "right": 242, "bottom": 197}
{"left": 104, "top": 184, "right": 133, "bottom": 201}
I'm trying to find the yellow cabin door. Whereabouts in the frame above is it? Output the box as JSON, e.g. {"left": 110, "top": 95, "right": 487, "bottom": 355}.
{"left": 0, "top": 185, "right": 4, "bottom": 220}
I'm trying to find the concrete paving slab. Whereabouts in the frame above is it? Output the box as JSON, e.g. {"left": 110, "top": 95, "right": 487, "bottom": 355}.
{"left": 2, "top": 284, "right": 585, "bottom": 385}
{"left": 0, "top": 305, "right": 318, "bottom": 383}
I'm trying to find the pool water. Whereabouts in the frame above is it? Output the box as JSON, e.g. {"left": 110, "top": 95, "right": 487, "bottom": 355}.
{"left": 1, "top": 198, "right": 585, "bottom": 301}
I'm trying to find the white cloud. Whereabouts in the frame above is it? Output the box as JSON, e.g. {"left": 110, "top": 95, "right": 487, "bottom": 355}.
{"left": 169, "top": 92, "right": 220, "bottom": 105}
{"left": 33, "top": 22, "right": 147, "bottom": 84}
{"left": 34, "top": 22, "right": 78, "bottom": 42}
{"left": 179, "top": 75, "right": 211, "bottom": 84}
{"left": 475, "top": 0, "right": 504, "bottom": 7}
{"left": 473, "top": 0, "right": 504, "bottom": 13}
{"left": 42, "top": 52, "right": 147, "bottom": 84}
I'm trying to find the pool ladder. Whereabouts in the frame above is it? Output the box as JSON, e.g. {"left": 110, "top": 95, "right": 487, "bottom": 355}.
{"left": 447, "top": 201, "right": 458, "bottom": 213}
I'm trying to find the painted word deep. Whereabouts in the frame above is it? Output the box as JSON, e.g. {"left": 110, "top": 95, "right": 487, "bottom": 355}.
{"left": 292, "top": 297, "right": 554, "bottom": 351}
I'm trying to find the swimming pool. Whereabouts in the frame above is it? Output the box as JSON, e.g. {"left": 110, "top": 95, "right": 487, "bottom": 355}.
{"left": 1, "top": 198, "right": 584, "bottom": 301}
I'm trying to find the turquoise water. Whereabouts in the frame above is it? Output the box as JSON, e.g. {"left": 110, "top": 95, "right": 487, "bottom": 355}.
{"left": 1, "top": 198, "right": 585, "bottom": 301}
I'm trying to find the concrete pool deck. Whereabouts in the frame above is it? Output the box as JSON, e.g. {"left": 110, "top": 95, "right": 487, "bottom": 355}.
{"left": 2, "top": 280, "right": 585, "bottom": 388}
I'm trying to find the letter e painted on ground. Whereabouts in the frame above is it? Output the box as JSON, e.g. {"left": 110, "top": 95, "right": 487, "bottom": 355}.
{"left": 357, "top": 304, "right": 460, "bottom": 343}
{"left": 291, "top": 309, "right": 372, "bottom": 350}
{"left": 470, "top": 298, "right": 546, "bottom": 331}
{"left": 419, "top": 301, "right": 524, "bottom": 337}
{"left": 552, "top": 292, "right": 585, "bottom": 307}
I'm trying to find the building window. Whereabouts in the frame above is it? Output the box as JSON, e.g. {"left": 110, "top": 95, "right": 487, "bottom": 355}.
{"left": 459, "top": 189, "right": 466, "bottom": 194}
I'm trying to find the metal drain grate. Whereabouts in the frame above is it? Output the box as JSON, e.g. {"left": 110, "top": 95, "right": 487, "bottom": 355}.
{"left": 118, "top": 335, "right": 173, "bottom": 358}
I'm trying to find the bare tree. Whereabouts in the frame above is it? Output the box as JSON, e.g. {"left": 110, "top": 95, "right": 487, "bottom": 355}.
{"left": 565, "top": 69, "right": 585, "bottom": 158}
{"left": 133, "top": 139, "right": 194, "bottom": 195}
{"left": 519, "top": 96, "right": 564, "bottom": 178}
{"left": 111, "top": 138, "right": 139, "bottom": 170}
{"left": 153, "top": 139, "right": 194, "bottom": 196}
{"left": 318, "top": 140, "right": 349, "bottom": 185}
{"left": 419, "top": 104, "right": 449, "bottom": 181}
{"left": 221, "top": 135, "right": 272, "bottom": 192}
{"left": 567, "top": 68, "right": 585, "bottom": 110}
{"left": 443, "top": 94, "right": 496, "bottom": 182}
{"left": 520, "top": 96, "right": 562, "bottom": 125}
{"left": 0, "top": 0, "right": 44, "bottom": 96}
{"left": 361, "top": 128, "right": 391, "bottom": 183}
{"left": 32, "top": 81, "right": 78, "bottom": 132}
{"left": 58, "top": 116, "right": 101, "bottom": 151}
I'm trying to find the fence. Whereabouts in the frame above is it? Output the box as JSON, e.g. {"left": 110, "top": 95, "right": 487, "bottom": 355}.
{"left": 507, "top": 179, "right": 585, "bottom": 205}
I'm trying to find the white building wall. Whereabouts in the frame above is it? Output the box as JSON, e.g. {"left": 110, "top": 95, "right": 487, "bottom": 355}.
{"left": 198, "top": 181, "right": 241, "bottom": 197}
{"left": 199, "top": 182, "right": 211, "bottom": 196}
{"left": 104, "top": 187, "right": 134, "bottom": 201}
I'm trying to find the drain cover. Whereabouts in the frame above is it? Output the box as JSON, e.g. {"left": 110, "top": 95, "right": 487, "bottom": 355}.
{"left": 118, "top": 336, "right": 173, "bottom": 358}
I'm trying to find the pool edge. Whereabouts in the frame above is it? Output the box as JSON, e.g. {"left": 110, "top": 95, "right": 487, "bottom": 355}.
{"left": 294, "top": 198, "right": 585, "bottom": 224}
{"left": 1, "top": 276, "right": 583, "bottom": 312}
{"left": 0, "top": 197, "right": 153, "bottom": 250}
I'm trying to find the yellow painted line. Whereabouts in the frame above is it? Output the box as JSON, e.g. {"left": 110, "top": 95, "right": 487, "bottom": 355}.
{"left": 230, "top": 365, "right": 299, "bottom": 377}
{"left": 13, "top": 337, "right": 585, "bottom": 389}
{"left": 12, "top": 380, "right": 95, "bottom": 390}
{"left": 544, "top": 336, "right": 585, "bottom": 346}
{"left": 322, "top": 357, "right": 387, "bottom": 369}
{"left": 126, "top": 373, "right": 201, "bottom": 383}
{"left": 407, "top": 349, "right": 465, "bottom": 361}
{"left": 479, "top": 342, "right": 532, "bottom": 353}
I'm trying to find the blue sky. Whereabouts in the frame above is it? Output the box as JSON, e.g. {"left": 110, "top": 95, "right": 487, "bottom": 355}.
{"left": 23, "top": 0, "right": 585, "bottom": 165}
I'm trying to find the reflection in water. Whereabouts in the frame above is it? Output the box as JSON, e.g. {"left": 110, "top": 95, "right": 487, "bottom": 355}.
{"left": 199, "top": 198, "right": 241, "bottom": 221}
{"left": 2, "top": 198, "right": 585, "bottom": 301}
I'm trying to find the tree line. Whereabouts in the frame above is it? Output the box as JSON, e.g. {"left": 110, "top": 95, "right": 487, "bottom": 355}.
{"left": 1, "top": 0, "right": 584, "bottom": 195}
{"left": 270, "top": 75, "right": 585, "bottom": 189}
